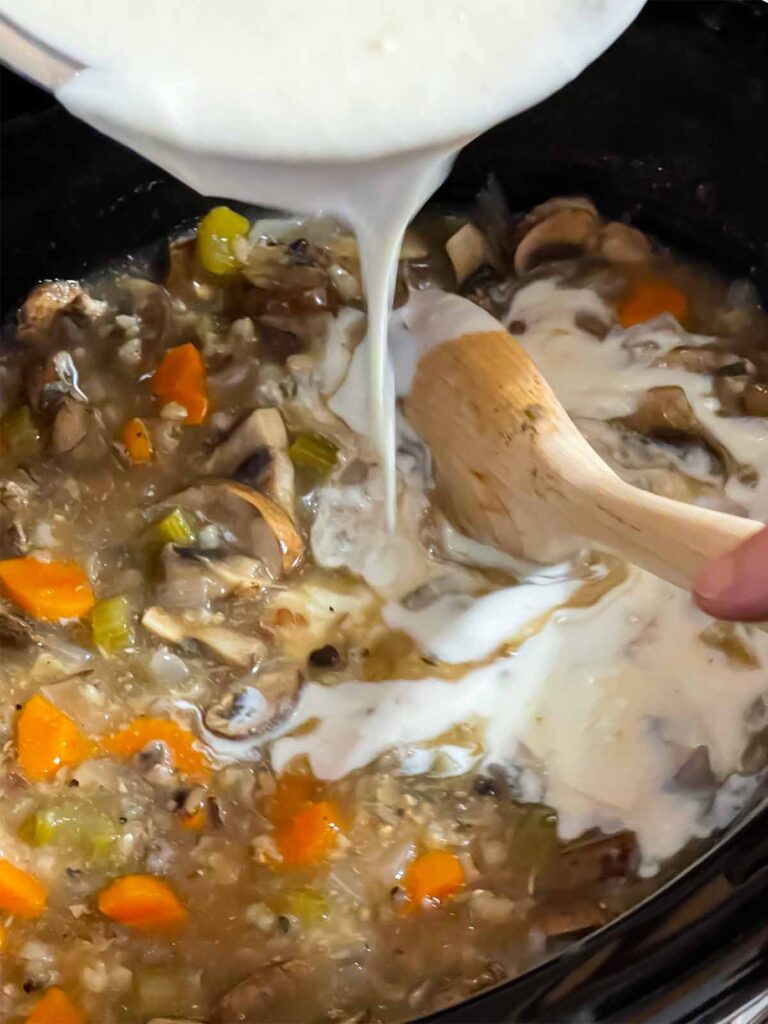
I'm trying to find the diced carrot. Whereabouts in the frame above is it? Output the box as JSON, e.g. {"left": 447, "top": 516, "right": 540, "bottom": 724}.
{"left": 100, "top": 718, "right": 211, "bottom": 781}
{"left": 619, "top": 276, "right": 690, "bottom": 329}
{"left": 16, "top": 694, "right": 95, "bottom": 783}
{"left": 0, "top": 921, "right": 6, "bottom": 951}
{"left": 275, "top": 799, "right": 342, "bottom": 867}
{"left": 0, "top": 858, "right": 47, "bottom": 919}
{"left": 26, "top": 987, "right": 84, "bottom": 1024}
{"left": 98, "top": 874, "right": 186, "bottom": 931}
{"left": 0, "top": 557, "right": 94, "bottom": 621}
{"left": 181, "top": 806, "right": 207, "bottom": 831}
{"left": 270, "top": 773, "right": 323, "bottom": 824}
{"left": 403, "top": 850, "right": 465, "bottom": 910}
{"left": 120, "top": 417, "right": 153, "bottom": 463}
{"left": 151, "top": 343, "right": 209, "bottom": 425}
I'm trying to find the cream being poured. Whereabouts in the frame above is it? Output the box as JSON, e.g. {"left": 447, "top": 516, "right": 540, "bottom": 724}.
{"left": 0, "top": 0, "right": 645, "bottom": 521}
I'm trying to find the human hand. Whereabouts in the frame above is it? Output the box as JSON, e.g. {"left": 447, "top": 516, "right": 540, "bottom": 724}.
{"left": 694, "top": 526, "right": 768, "bottom": 621}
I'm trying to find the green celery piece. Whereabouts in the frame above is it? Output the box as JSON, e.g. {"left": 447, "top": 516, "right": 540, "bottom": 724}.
{"left": 288, "top": 432, "right": 338, "bottom": 474}
{"left": 91, "top": 595, "right": 135, "bottom": 653}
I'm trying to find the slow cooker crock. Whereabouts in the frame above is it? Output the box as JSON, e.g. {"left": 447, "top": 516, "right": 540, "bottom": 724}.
{"left": 2, "top": 2, "right": 767, "bottom": 1021}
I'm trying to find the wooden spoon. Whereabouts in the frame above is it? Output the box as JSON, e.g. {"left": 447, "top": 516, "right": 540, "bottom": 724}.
{"left": 406, "top": 328, "right": 763, "bottom": 590}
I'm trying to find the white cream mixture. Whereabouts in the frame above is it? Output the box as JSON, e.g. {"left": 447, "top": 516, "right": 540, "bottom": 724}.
{"left": 271, "top": 285, "right": 768, "bottom": 868}
{"left": 0, "top": 0, "right": 644, "bottom": 519}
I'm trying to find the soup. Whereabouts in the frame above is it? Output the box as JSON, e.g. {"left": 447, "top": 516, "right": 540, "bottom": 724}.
{"left": 1, "top": 194, "right": 767, "bottom": 1024}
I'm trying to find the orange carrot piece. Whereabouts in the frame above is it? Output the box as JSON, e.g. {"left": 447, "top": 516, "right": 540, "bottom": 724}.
{"left": 619, "top": 276, "right": 690, "bottom": 329}
{"left": 16, "top": 694, "right": 94, "bottom": 783}
{"left": 120, "top": 417, "right": 153, "bottom": 463}
{"left": 270, "top": 773, "right": 323, "bottom": 824}
{"left": 181, "top": 806, "right": 207, "bottom": 831}
{"left": 0, "top": 557, "right": 94, "bottom": 621}
{"left": 100, "top": 717, "right": 211, "bottom": 781}
{"left": 151, "top": 343, "right": 209, "bottom": 424}
{"left": 0, "top": 920, "right": 6, "bottom": 951}
{"left": 26, "top": 988, "right": 84, "bottom": 1024}
{"left": 275, "top": 799, "right": 342, "bottom": 867}
{"left": 98, "top": 874, "right": 186, "bottom": 931}
{"left": 403, "top": 850, "right": 465, "bottom": 910}
{"left": 0, "top": 858, "right": 47, "bottom": 919}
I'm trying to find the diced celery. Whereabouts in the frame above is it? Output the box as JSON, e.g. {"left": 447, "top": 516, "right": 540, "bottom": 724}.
{"left": 19, "top": 801, "right": 122, "bottom": 861}
{"left": 18, "top": 809, "right": 56, "bottom": 846}
{"left": 136, "top": 967, "right": 203, "bottom": 1017}
{"left": 284, "top": 888, "right": 329, "bottom": 924}
{"left": 0, "top": 406, "right": 43, "bottom": 461}
{"left": 196, "top": 205, "right": 250, "bottom": 276}
{"left": 91, "top": 595, "right": 135, "bottom": 653}
{"left": 152, "top": 508, "right": 198, "bottom": 546}
{"left": 288, "top": 432, "right": 339, "bottom": 474}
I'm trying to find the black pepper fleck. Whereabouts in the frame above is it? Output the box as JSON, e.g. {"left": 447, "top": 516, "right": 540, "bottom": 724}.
{"left": 309, "top": 644, "right": 341, "bottom": 669}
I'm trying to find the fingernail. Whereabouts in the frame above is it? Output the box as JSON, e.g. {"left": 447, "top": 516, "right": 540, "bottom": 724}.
{"left": 694, "top": 553, "right": 737, "bottom": 603}
{"left": 694, "top": 527, "right": 768, "bottom": 621}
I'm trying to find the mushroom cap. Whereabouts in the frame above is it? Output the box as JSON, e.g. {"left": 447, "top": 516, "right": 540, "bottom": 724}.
{"left": 168, "top": 480, "right": 304, "bottom": 577}
{"left": 514, "top": 207, "right": 599, "bottom": 276}
{"left": 203, "top": 666, "right": 302, "bottom": 739}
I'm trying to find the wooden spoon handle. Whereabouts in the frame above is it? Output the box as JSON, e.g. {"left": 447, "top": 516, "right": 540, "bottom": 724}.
{"left": 543, "top": 446, "right": 763, "bottom": 589}
{"left": 407, "top": 329, "right": 764, "bottom": 591}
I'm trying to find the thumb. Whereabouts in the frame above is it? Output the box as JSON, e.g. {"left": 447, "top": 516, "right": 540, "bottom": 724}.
{"left": 693, "top": 525, "right": 768, "bottom": 621}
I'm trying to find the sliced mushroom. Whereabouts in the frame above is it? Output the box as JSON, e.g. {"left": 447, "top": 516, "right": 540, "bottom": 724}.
{"left": 170, "top": 546, "right": 271, "bottom": 597}
{"left": 52, "top": 399, "right": 108, "bottom": 462}
{"left": 744, "top": 381, "right": 768, "bottom": 417}
{"left": 0, "top": 510, "right": 28, "bottom": 559}
{"left": 514, "top": 206, "right": 600, "bottom": 275}
{"left": 224, "top": 482, "right": 304, "bottom": 574}
{"left": 18, "top": 282, "right": 107, "bottom": 348}
{"left": 284, "top": 361, "right": 356, "bottom": 449}
{"left": 0, "top": 601, "right": 37, "bottom": 647}
{"left": 118, "top": 276, "right": 178, "bottom": 351}
{"left": 171, "top": 480, "right": 303, "bottom": 578}
{"left": 242, "top": 241, "right": 338, "bottom": 318}
{"left": 206, "top": 408, "right": 295, "bottom": 513}
{"left": 620, "top": 386, "right": 742, "bottom": 473}
{"left": 599, "top": 221, "right": 653, "bottom": 264}
{"left": 574, "top": 310, "right": 611, "bottom": 340}
{"left": 0, "top": 518, "right": 28, "bottom": 559}
{"left": 653, "top": 346, "right": 750, "bottom": 376}
{"left": 576, "top": 418, "right": 720, "bottom": 502}
{"left": 0, "top": 479, "right": 32, "bottom": 558}
{"left": 20, "top": 281, "right": 84, "bottom": 332}
{"left": 529, "top": 196, "right": 599, "bottom": 220}
{"left": 215, "top": 960, "right": 310, "bottom": 1024}
{"left": 621, "top": 386, "right": 704, "bottom": 440}
{"left": 445, "top": 223, "right": 500, "bottom": 286}
{"left": 204, "top": 666, "right": 302, "bottom": 739}
{"left": 157, "top": 545, "right": 215, "bottom": 610}
{"left": 714, "top": 373, "right": 753, "bottom": 417}
{"left": 28, "top": 350, "right": 88, "bottom": 414}
{"left": 142, "top": 606, "right": 267, "bottom": 668}
{"left": 52, "top": 398, "right": 89, "bottom": 454}
{"left": 164, "top": 235, "right": 201, "bottom": 301}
